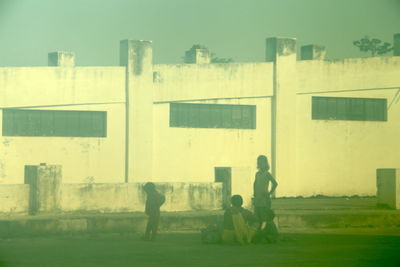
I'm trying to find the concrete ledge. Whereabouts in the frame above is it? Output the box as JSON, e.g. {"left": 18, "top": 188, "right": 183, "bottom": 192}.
{"left": 0, "top": 209, "right": 399, "bottom": 237}
{"left": 277, "top": 212, "right": 400, "bottom": 229}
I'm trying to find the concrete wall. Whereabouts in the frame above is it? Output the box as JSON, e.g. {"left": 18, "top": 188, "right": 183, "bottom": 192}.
{"left": 151, "top": 41, "right": 400, "bottom": 198}
{"left": 152, "top": 98, "right": 271, "bottom": 183}
{"left": 377, "top": 168, "right": 400, "bottom": 209}
{"left": 0, "top": 181, "right": 222, "bottom": 215}
{"left": 0, "top": 184, "right": 29, "bottom": 214}
{"left": 1, "top": 163, "right": 222, "bottom": 215}
{"left": 153, "top": 62, "right": 274, "bottom": 102}
{"left": 0, "top": 67, "right": 126, "bottom": 184}
{"left": 266, "top": 37, "right": 298, "bottom": 197}
{"left": 1, "top": 37, "right": 400, "bottom": 200}
{"left": 294, "top": 57, "right": 400, "bottom": 196}
{"left": 0, "top": 67, "right": 125, "bottom": 107}
{"left": 60, "top": 182, "right": 222, "bottom": 213}
{"left": 297, "top": 57, "right": 400, "bottom": 93}
{"left": 120, "top": 40, "right": 154, "bottom": 182}
{"left": 152, "top": 62, "right": 274, "bottom": 204}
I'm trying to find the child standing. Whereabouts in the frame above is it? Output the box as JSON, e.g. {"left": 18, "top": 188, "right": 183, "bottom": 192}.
{"left": 253, "top": 155, "right": 278, "bottom": 235}
{"left": 143, "top": 182, "right": 165, "bottom": 241}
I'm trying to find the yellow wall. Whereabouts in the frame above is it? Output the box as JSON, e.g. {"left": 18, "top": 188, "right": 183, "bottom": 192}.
{"left": 121, "top": 40, "right": 154, "bottom": 182}
{"left": 153, "top": 62, "right": 274, "bottom": 102}
{"left": 152, "top": 98, "right": 272, "bottom": 182}
{"left": 0, "top": 67, "right": 126, "bottom": 184}
{"left": 271, "top": 38, "right": 299, "bottom": 197}
{"left": 1, "top": 42, "right": 399, "bottom": 200}
{"left": 0, "top": 67, "right": 125, "bottom": 107}
{"left": 293, "top": 57, "right": 400, "bottom": 196}
{"left": 0, "top": 184, "right": 29, "bottom": 214}
{"left": 152, "top": 50, "right": 400, "bottom": 198}
{"left": 152, "top": 62, "right": 274, "bottom": 204}
{"left": 60, "top": 182, "right": 222, "bottom": 212}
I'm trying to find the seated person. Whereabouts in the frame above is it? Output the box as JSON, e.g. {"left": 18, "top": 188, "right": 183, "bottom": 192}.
{"left": 222, "top": 195, "right": 259, "bottom": 245}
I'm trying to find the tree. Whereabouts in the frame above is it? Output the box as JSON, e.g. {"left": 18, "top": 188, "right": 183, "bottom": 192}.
{"left": 183, "top": 44, "right": 234, "bottom": 63}
{"left": 353, "top": 36, "right": 393, "bottom": 57}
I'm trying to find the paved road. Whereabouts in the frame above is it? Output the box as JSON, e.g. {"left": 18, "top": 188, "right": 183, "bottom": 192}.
{"left": 0, "top": 232, "right": 399, "bottom": 267}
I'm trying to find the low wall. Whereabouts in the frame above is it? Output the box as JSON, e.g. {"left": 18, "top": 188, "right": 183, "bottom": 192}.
{"left": 0, "top": 184, "right": 30, "bottom": 215}
{"left": 156, "top": 182, "right": 223, "bottom": 211}
{"left": 60, "top": 183, "right": 140, "bottom": 213}
{"left": 1, "top": 164, "right": 223, "bottom": 215}
{"left": 60, "top": 182, "right": 223, "bottom": 213}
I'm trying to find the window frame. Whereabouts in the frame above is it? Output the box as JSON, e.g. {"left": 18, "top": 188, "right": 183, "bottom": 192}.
{"left": 311, "top": 96, "right": 387, "bottom": 122}
{"left": 2, "top": 109, "right": 107, "bottom": 137}
{"left": 169, "top": 103, "right": 256, "bottom": 129}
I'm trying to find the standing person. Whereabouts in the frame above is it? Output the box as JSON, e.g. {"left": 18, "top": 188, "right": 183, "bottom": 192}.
{"left": 253, "top": 155, "right": 278, "bottom": 233}
{"left": 143, "top": 182, "right": 165, "bottom": 241}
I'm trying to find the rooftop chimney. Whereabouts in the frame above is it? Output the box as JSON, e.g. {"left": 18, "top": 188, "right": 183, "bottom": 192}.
{"left": 48, "top": 51, "right": 75, "bottom": 67}
{"left": 301, "top": 45, "right": 326, "bottom": 60}
{"left": 184, "top": 46, "right": 211, "bottom": 64}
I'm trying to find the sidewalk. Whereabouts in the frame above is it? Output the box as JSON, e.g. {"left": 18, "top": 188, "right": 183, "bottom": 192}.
{"left": 273, "top": 196, "right": 378, "bottom": 211}
{"left": 0, "top": 197, "right": 399, "bottom": 237}
{"left": 272, "top": 197, "right": 400, "bottom": 233}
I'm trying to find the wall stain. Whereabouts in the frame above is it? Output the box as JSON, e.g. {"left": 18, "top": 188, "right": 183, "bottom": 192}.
{"left": 80, "top": 143, "right": 91, "bottom": 153}
{"left": 2, "top": 139, "right": 11, "bottom": 147}
{"left": 0, "top": 162, "right": 5, "bottom": 179}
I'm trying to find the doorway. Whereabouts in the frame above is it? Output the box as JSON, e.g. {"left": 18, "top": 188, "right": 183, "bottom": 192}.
{"left": 214, "top": 167, "right": 232, "bottom": 209}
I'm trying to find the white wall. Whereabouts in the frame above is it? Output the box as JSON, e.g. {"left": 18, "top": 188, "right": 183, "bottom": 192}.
{"left": 60, "top": 182, "right": 222, "bottom": 212}
{"left": 152, "top": 98, "right": 271, "bottom": 184}
{"left": 0, "top": 184, "right": 29, "bottom": 214}
{"left": 153, "top": 62, "right": 274, "bottom": 102}
{"left": 0, "top": 67, "right": 126, "bottom": 184}
{"left": 0, "top": 67, "right": 125, "bottom": 107}
{"left": 1, "top": 45, "right": 399, "bottom": 199}
{"left": 150, "top": 62, "right": 275, "bottom": 203}
{"left": 293, "top": 57, "right": 400, "bottom": 196}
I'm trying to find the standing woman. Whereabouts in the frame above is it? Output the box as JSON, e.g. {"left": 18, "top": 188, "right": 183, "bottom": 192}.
{"left": 253, "top": 155, "right": 278, "bottom": 229}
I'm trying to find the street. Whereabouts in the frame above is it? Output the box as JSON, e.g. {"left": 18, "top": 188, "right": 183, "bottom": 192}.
{"left": 0, "top": 232, "right": 399, "bottom": 266}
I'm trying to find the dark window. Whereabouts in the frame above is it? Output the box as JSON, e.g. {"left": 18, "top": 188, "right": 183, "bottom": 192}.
{"left": 169, "top": 103, "right": 256, "bottom": 129}
{"left": 2, "top": 109, "right": 107, "bottom": 137}
{"left": 312, "top": 96, "right": 387, "bottom": 121}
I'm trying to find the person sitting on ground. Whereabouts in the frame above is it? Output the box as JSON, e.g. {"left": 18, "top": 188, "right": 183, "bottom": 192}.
{"left": 221, "top": 195, "right": 258, "bottom": 245}
{"left": 143, "top": 182, "right": 165, "bottom": 241}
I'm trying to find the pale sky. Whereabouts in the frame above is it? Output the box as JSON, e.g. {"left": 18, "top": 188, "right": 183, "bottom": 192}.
{"left": 0, "top": 0, "right": 399, "bottom": 66}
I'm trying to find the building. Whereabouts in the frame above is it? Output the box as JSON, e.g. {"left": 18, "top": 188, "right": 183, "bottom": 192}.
{"left": 1, "top": 35, "right": 399, "bottom": 206}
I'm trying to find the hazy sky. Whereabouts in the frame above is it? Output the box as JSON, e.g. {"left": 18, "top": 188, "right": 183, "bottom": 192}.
{"left": 0, "top": 0, "right": 399, "bottom": 66}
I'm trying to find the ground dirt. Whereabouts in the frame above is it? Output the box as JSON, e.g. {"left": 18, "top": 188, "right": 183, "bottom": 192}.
{"left": 0, "top": 232, "right": 399, "bottom": 267}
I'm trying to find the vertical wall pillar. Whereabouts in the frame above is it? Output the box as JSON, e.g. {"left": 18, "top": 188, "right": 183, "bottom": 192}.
{"left": 48, "top": 51, "right": 75, "bottom": 67}
{"left": 394, "top": 33, "right": 400, "bottom": 56}
{"left": 120, "top": 40, "right": 154, "bottom": 182}
{"left": 266, "top": 37, "right": 298, "bottom": 196}
{"left": 24, "top": 163, "right": 62, "bottom": 215}
{"left": 377, "top": 169, "right": 400, "bottom": 209}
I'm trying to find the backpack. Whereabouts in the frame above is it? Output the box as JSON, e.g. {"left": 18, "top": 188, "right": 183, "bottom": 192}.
{"left": 158, "top": 192, "right": 166, "bottom": 206}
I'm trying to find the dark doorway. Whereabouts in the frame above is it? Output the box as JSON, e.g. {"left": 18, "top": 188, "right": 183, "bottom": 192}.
{"left": 214, "top": 167, "right": 232, "bottom": 209}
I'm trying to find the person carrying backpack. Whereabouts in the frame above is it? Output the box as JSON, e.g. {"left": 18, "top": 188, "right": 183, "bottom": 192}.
{"left": 143, "top": 182, "right": 165, "bottom": 241}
